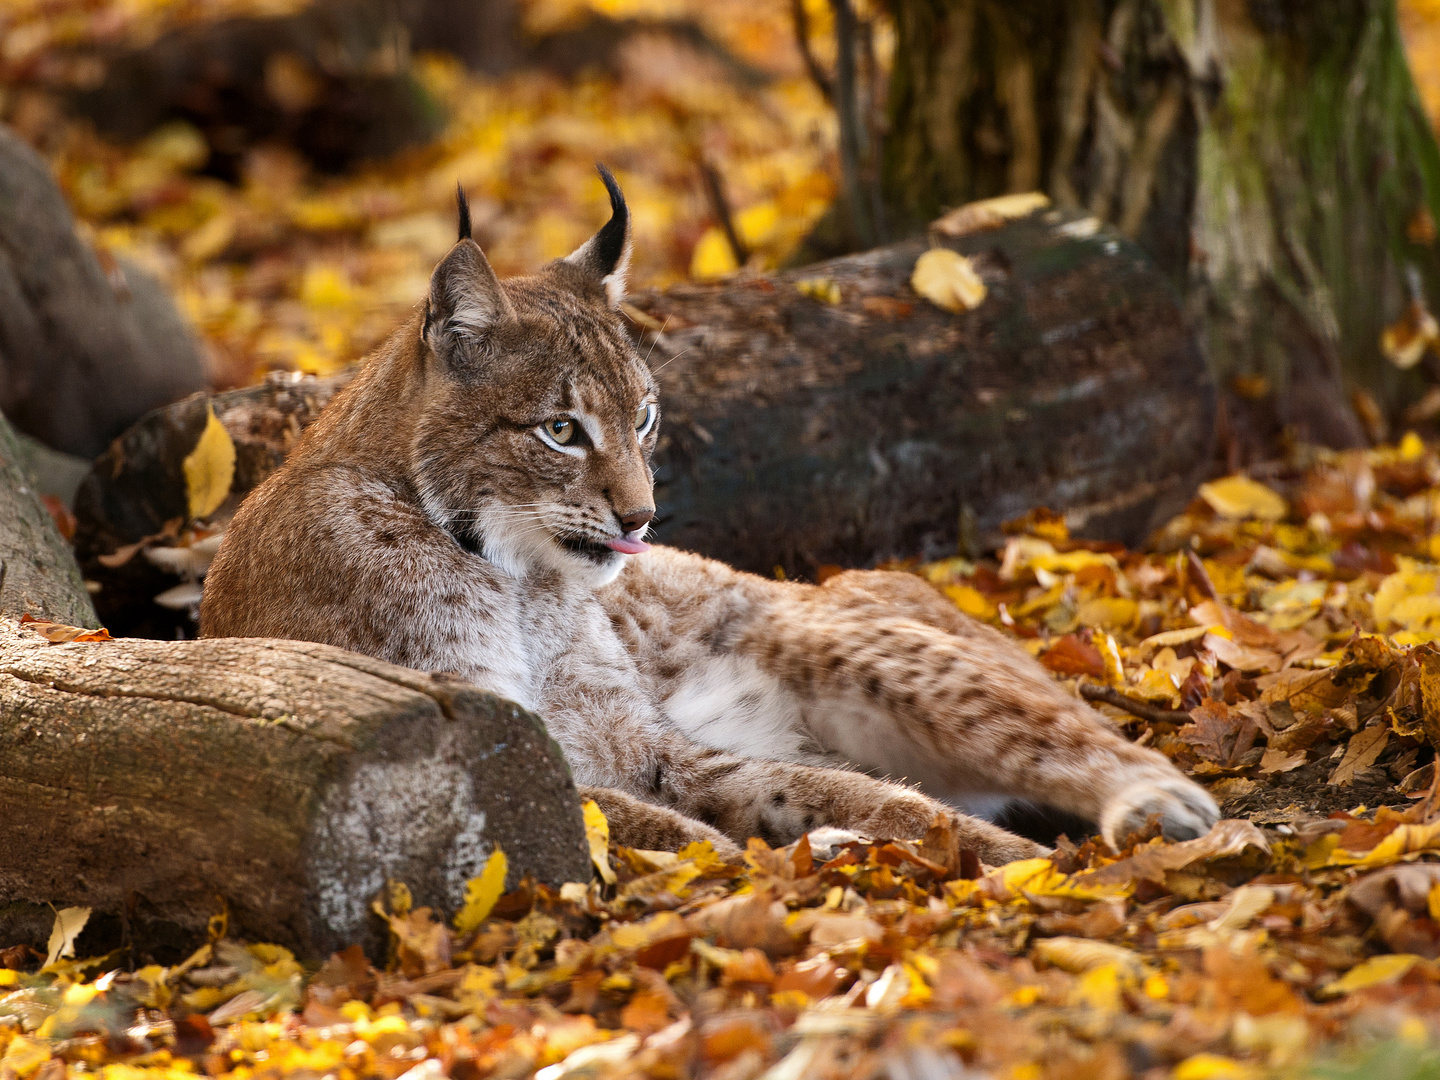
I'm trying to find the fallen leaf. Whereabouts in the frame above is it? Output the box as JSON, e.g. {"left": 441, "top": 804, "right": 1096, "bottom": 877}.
{"left": 1319, "top": 953, "right": 1424, "bottom": 996}
{"left": 454, "top": 848, "right": 508, "bottom": 935}
{"left": 183, "top": 405, "right": 237, "bottom": 521}
{"left": 1031, "top": 937, "right": 1144, "bottom": 978}
{"left": 1327, "top": 727, "right": 1390, "bottom": 786}
{"left": 1259, "top": 748, "right": 1308, "bottom": 774}
{"left": 931, "top": 192, "right": 1050, "bottom": 237}
{"left": 794, "top": 277, "right": 840, "bottom": 305}
{"left": 44, "top": 907, "right": 90, "bottom": 969}
{"left": 1039, "top": 634, "right": 1106, "bottom": 678}
{"left": 1087, "top": 820, "right": 1271, "bottom": 885}
{"left": 582, "top": 800, "right": 616, "bottom": 885}
{"left": 910, "top": 248, "right": 987, "bottom": 312}
{"left": 1381, "top": 299, "right": 1440, "bottom": 369}
{"left": 18, "top": 614, "right": 112, "bottom": 643}
{"left": 1198, "top": 476, "right": 1288, "bottom": 521}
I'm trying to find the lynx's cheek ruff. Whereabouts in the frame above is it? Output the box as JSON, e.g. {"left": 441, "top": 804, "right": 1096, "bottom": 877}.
{"left": 202, "top": 164, "right": 1220, "bottom": 862}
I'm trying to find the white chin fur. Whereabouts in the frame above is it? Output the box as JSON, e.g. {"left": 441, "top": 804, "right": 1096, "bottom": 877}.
{"left": 475, "top": 508, "right": 627, "bottom": 587}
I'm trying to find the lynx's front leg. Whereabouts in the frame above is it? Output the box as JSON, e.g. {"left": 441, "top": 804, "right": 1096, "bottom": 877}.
{"left": 566, "top": 723, "right": 1044, "bottom": 865}
{"left": 745, "top": 570, "right": 1220, "bottom": 849}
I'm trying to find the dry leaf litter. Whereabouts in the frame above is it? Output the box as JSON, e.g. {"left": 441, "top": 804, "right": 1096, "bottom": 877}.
{"left": 9, "top": 441, "right": 1440, "bottom": 1079}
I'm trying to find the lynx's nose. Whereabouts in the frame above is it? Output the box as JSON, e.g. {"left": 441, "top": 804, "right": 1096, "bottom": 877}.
{"left": 619, "top": 508, "right": 654, "bottom": 533}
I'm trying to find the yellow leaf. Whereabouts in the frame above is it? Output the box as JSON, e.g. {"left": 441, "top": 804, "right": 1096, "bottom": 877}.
{"left": 1429, "top": 881, "right": 1440, "bottom": 922}
{"left": 43, "top": 906, "right": 90, "bottom": 969}
{"left": 583, "top": 799, "right": 616, "bottom": 885}
{"left": 1069, "top": 963, "right": 1123, "bottom": 1010}
{"left": 1349, "top": 821, "right": 1440, "bottom": 867}
{"left": 183, "top": 406, "right": 236, "bottom": 521}
{"left": 1320, "top": 954, "right": 1423, "bottom": 996}
{"left": 931, "top": 192, "right": 1050, "bottom": 236}
{"left": 795, "top": 277, "right": 841, "bottom": 305}
{"left": 1099, "top": 632, "right": 1125, "bottom": 687}
{"left": 454, "top": 847, "right": 508, "bottom": 935}
{"left": 1374, "top": 559, "right": 1440, "bottom": 631}
{"left": 1198, "top": 475, "right": 1287, "bottom": 521}
{"left": 911, "top": 248, "right": 987, "bottom": 312}
{"left": 1400, "top": 430, "right": 1427, "bottom": 460}
{"left": 1075, "top": 596, "right": 1137, "bottom": 632}
{"left": 944, "top": 584, "right": 997, "bottom": 620}
{"left": 1172, "top": 1054, "right": 1260, "bottom": 1080}
{"left": 690, "top": 227, "right": 738, "bottom": 280}
{"left": 1032, "top": 937, "right": 1145, "bottom": 978}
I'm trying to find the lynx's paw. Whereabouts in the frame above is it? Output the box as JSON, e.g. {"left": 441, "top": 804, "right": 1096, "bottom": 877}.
{"left": 1099, "top": 776, "right": 1219, "bottom": 849}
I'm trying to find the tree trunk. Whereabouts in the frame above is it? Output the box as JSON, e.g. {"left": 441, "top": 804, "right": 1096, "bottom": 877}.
{"left": 879, "top": 0, "right": 1440, "bottom": 452}
{"left": 72, "top": 208, "right": 1213, "bottom": 636}
{"left": 0, "top": 617, "right": 590, "bottom": 962}
{"left": 0, "top": 412, "right": 97, "bottom": 627}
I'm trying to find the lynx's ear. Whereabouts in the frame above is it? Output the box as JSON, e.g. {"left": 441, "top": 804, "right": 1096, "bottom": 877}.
{"left": 564, "top": 164, "right": 631, "bottom": 308}
{"left": 422, "top": 187, "right": 514, "bottom": 359}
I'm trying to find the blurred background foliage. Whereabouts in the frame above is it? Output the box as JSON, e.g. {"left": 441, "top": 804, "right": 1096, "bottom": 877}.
{"left": 4, "top": 0, "right": 1440, "bottom": 443}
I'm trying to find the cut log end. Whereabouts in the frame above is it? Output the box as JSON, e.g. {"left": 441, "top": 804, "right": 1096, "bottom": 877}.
{"left": 0, "top": 622, "right": 591, "bottom": 961}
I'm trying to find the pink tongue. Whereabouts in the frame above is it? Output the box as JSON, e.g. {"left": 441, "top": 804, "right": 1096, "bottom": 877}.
{"left": 605, "top": 536, "right": 652, "bottom": 555}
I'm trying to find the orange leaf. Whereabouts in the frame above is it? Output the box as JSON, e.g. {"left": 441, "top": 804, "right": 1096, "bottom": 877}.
{"left": 18, "top": 614, "right": 112, "bottom": 643}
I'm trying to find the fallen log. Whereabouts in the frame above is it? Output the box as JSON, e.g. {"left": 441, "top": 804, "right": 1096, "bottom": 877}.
{"left": 0, "top": 413, "right": 97, "bottom": 627}
{"left": 73, "top": 209, "right": 1214, "bottom": 636}
{"left": 0, "top": 617, "right": 590, "bottom": 961}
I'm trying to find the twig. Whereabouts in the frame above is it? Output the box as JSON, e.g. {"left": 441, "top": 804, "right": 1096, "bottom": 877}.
{"left": 858, "top": 13, "right": 888, "bottom": 244}
{"left": 790, "top": 0, "right": 834, "bottom": 103}
{"left": 1185, "top": 549, "right": 1220, "bottom": 602}
{"left": 830, "top": 0, "right": 874, "bottom": 247}
{"left": 1117, "top": 75, "right": 1184, "bottom": 237}
{"left": 698, "top": 160, "right": 749, "bottom": 268}
{"left": 1049, "top": 0, "right": 1101, "bottom": 208}
{"left": 1080, "top": 683, "right": 1193, "bottom": 726}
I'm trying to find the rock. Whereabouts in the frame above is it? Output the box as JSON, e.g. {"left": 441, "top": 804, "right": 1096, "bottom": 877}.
{"left": 0, "top": 125, "right": 207, "bottom": 458}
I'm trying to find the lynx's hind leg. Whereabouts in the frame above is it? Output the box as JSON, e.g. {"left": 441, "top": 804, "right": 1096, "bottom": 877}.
{"left": 743, "top": 568, "right": 1220, "bottom": 849}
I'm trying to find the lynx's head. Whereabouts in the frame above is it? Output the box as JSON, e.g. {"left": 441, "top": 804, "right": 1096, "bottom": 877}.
{"left": 410, "top": 166, "right": 658, "bottom": 588}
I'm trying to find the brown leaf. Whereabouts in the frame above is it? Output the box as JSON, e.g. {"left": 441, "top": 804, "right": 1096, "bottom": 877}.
{"left": 1086, "top": 819, "right": 1271, "bottom": 885}
{"left": 1040, "top": 634, "right": 1105, "bottom": 678}
{"left": 1204, "top": 632, "right": 1282, "bottom": 674}
{"left": 1179, "top": 700, "right": 1258, "bottom": 767}
{"left": 1259, "top": 748, "right": 1308, "bottom": 774}
{"left": 1189, "top": 599, "right": 1278, "bottom": 648}
{"left": 17, "top": 614, "right": 113, "bottom": 643}
{"left": 1327, "top": 727, "right": 1390, "bottom": 787}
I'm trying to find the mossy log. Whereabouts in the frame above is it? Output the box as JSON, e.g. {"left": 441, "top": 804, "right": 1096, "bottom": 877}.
{"left": 72, "top": 208, "right": 1212, "bottom": 635}
{"left": 0, "top": 617, "right": 590, "bottom": 962}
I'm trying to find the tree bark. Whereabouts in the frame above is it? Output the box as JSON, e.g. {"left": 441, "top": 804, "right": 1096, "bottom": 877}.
{"left": 0, "top": 412, "right": 97, "bottom": 628}
{"left": 72, "top": 208, "right": 1212, "bottom": 635}
{"left": 879, "top": 0, "right": 1440, "bottom": 452}
{"left": 0, "top": 617, "right": 590, "bottom": 962}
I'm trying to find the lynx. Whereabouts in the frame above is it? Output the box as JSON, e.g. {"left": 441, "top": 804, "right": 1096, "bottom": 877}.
{"left": 201, "top": 167, "right": 1219, "bottom": 865}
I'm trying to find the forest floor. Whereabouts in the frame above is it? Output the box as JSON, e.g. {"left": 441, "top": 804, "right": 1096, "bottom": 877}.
{"left": 7, "top": 441, "right": 1440, "bottom": 1080}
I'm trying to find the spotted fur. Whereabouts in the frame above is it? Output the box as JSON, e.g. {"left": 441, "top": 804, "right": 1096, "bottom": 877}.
{"left": 202, "top": 169, "right": 1218, "bottom": 866}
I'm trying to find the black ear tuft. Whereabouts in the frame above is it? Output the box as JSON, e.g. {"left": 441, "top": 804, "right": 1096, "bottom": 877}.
{"left": 563, "top": 164, "right": 632, "bottom": 306}
{"left": 592, "top": 163, "right": 628, "bottom": 274}
{"left": 456, "top": 182, "right": 472, "bottom": 242}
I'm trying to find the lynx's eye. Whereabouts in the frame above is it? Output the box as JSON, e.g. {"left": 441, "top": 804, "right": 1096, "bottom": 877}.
{"left": 540, "top": 417, "right": 577, "bottom": 447}
{"left": 634, "top": 402, "right": 656, "bottom": 437}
